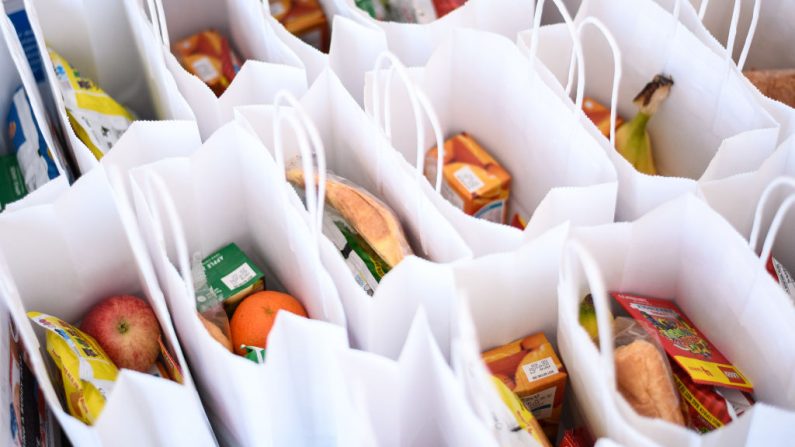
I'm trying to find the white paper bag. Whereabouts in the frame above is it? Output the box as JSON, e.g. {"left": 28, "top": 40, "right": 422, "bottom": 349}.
{"left": 320, "top": 0, "right": 534, "bottom": 106}
{"left": 138, "top": 0, "right": 309, "bottom": 140}
{"left": 129, "top": 121, "right": 350, "bottom": 445}
{"left": 700, "top": 138, "right": 795, "bottom": 292}
{"left": 364, "top": 29, "right": 617, "bottom": 256}
{"left": 524, "top": 0, "right": 781, "bottom": 220}
{"left": 235, "top": 71, "right": 473, "bottom": 349}
{"left": 22, "top": 0, "right": 195, "bottom": 176}
{"left": 557, "top": 195, "right": 795, "bottom": 446}
{"left": 0, "top": 164, "right": 216, "bottom": 447}
{"left": 0, "top": 5, "right": 70, "bottom": 207}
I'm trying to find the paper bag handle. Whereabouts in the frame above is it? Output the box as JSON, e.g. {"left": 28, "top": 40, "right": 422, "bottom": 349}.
{"left": 272, "top": 90, "right": 327, "bottom": 244}
{"left": 144, "top": 0, "right": 170, "bottom": 47}
{"left": 564, "top": 18, "right": 623, "bottom": 147}
{"left": 696, "top": 0, "right": 761, "bottom": 70}
{"left": 528, "top": 0, "right": 587, "bottom": 110}
{"left": 370, "top": 51, "right": 446, "bottom": 193}
{"left": 749, "top": 176, "right": 795, "bottom": 264}
{"left": 560, "top": 240, "right": 615, "bottom": 380}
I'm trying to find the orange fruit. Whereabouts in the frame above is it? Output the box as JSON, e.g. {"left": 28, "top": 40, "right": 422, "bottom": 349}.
{"left": 230, "top": 291, "right": 308, "bottom": 355}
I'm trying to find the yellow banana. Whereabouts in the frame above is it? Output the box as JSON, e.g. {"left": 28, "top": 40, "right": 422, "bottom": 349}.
{"left": 615, "top": 75, "right": 673, "bottom": 176}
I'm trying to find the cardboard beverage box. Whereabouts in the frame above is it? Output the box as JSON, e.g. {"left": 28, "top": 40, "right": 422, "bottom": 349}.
{"left": 482, "top": 332, "right": 567, "bottom": 440}
{"left": 269, "top": 0, "right": 330, "bottom": 52}
{"left": 424, "top": 133, "right": 511, "bottom": 224}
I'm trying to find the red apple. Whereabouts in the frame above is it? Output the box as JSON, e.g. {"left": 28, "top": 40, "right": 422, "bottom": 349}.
{"left": 80, "top": 295, "right": 161, "bottom": 372}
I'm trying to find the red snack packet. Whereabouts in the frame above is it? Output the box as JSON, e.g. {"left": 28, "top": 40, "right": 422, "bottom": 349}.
{"left": 766, "top": 255, "right": 795, "bottom": 301}
{"left": 672, "top": 363, "right": 754, "bottom": 433}
{"left": 613, "top": 293, "right": 753, "bottom": 392}
{"left": 559, "top": 427, "right": 595, "bottom": 447}
{"left": 173, "top": 30, "right": 242, "bottom": 96}
{"left": 432, "top": 0, "right": 467, "bottom": 18}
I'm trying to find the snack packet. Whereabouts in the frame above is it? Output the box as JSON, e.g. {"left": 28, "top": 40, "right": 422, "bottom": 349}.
{"left": 173, "top": 30, "right": 242, "bottom": 96}
{"left": 766, "top": 255, "right": 795, "bottom": 304}
{"left": 269, "top": 0, "right": 330, "bottom": 52}
{"left": 7, "top": 86, "right": 62, "bottom": 191}
{"left": 490, "top": 375, "right": 552, "bottom": 447}
{"left": 612, "top": 317, "right": 684, "bottom": 425}
{"left": 193, "top": 252, "right": 233, "bottom": 350}
{"left": 48, "top": 49, "right": 135, "bottom": 160}
{"left": 27, "top": 312, "right": 118, "bottom": 425}
{"left": 287, "top": 168, "right": 413, "bottom": 296}
{"left": 671, "top": 362, "right": 755, "bottom": 433}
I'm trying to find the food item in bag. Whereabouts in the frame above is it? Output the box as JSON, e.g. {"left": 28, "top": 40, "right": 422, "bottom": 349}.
{"left": 614, "top": 75, "right": 673, "bottom": 175}
{"left": 424, "top": 133, "right": 511, "bottom": 224}
{"left": 7, "top": 86, "right": 61, "bottom": 192}
{"left": 79, "top": 295, "right": 162, "bottom": 372}
{"left": 241, "top": 345, "right": 267, "bottom": 364}
{"left": 9, "top": 318, "right": 60, "bottom": 446}
{"left": 744, "top": 69, "right": 795, "bottom": 108}
{"left": 613, "top": 317, "right": 684, "bottom": 425}
{"left": 287, "top": 169, "right": 412, "bottom": 295}
{"left": 357, "top": 0, "right": 466, "bottom": 23}
{"left": 48, "top": 50, "right": 135, "bottom": 160}
{"left": 671, "top": 362, "right": 755, "bottom": 433}
{"left": 559, "top": 427, "right": 595, "bottom": 447}
{"left": 490, "top": 375, "right": 552, "bottom": 446}
{"left": 582, "top": 97, "right": 624, "bottom": 139}
{"left": 198, "top": 312, "right": 233, "bottom": 353}
{"left": 28, "top": 312, "right": 118, "bottom": 425}
{"left": 202, "top": 243, "right": 265, "bottom": 312}
{"left": 614, "top": 293, "right": 753, "bottom": 392}
{"left": 579, "top": 294, "right": 600, "bottom": 345}
{"left": 173, "top": 30, "right": 242, "bottom": 96}
{"left": 0, "top": 154, "right": 27, "bottom": 211}
{"left": 270, "top": 0, "right": 330, "bottom": 52}
{"left": 230, "top": 291, "right": 307, "bottom": 355}
{"left": 765, "top": 255, "right": 795, "bottom": 304}
{"left": 483, "top": 333, "right": 567, "bottom": 440}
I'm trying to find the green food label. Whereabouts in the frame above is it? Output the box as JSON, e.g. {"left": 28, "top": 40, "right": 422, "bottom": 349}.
{"left": 202, "top": 243, "right": 264, "bottom": 306}
{"left": 242, "top": 346, "right": 266, "bottom": 364}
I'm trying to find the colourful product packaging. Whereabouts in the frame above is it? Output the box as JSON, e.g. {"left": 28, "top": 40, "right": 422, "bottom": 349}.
{"left": 490, "top": 375, "right": 551, "bottom": 446}
{"left": 582, "top": 96, "right": 624, "bottom": 139}
{"left": 9, "top": 318, "right": 59, "bottom": 446}
{"left": 424, "top": 133, "right": 511, "bottom": 224}
{"left": 173, "top": 30, "right": 242, "bottom": 96}
{"left": 49, "top": 49, "right": 135, "bottom": 160}
{"left": 270, "top": 0, "right": 330, "bottom": 52}
{"left": 482, "top": 333, "right": 567, "bottom": 441}
{"left": 7, "top": 86, "right": 61, "bottom": 191}
{"left": 27, "top": 312, "right": 118, "bottom": 425}
{"left": 202, "top": 243, "right": 265, "bottom": 312}
{"left": 613, "top": 293, "right": 753, "bottom": 392}
{"left": 0, "top": 154, "right": 28, "bottom": 211}
{"left": 671, "top": 363, "right": 754, "bottom": 433}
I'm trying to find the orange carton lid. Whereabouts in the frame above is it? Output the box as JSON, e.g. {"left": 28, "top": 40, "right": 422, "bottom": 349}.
{"left": 482, "top": 333, "right": 566, "bottom": 395}
{"left": 427, "top": 133, "right": 510, "bottom": 199}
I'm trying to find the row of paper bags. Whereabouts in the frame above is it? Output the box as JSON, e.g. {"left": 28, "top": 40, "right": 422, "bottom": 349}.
{"left": 1, "top": 0, "right": 795, "bottom": 446}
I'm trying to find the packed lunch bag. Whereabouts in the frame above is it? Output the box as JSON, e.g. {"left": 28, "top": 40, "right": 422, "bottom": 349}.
{"left": 23, "top": 0, "right": 194, "bottom": 175}
{"left": 0, "top": 4, "right": 70, "bottom": 210}
{"left": 0, "top": 160, "right": 215, "bottom": 446}
{"left": 234, "top": 72, "right": 473, "bottom": 348}
{"left": 524, "top": 0, "right": 781, "bottom": 220}
{"left": 128, "top": 120, "right": 356, "bottom": 445}
{"left": 127, "top": 0, "right": 309, "bottom": 140}
{"left": 558, "top": 195, "right": 795, "bottom": 446}
{"left": 364, "top": 29, "right": 617, "bottom": 256}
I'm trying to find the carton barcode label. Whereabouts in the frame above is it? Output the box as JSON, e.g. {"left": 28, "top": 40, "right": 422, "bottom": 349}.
{"left": 191, "top": 57, "right": 219, "bottom": 83}
{"left": 453, "top": 165, "right": 485, "bottom": 193}
{"left": 522, "top": 357, "right": 558, "bottom": 382}
{"left": 221, "top": 264, "right": 257, "bottom": 290}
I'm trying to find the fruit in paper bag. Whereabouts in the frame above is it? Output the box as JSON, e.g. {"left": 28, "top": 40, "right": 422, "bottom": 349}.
{"left": 80, "top": 295, "right": 162, "bottom": 372}
{"left": 579, "top": 294, "right": 601, "bottom": 345}
{"left": 230, "top": 291, "right": 307, "bottom": 355}
{"left": 615, "top": 75, "right": 673, "bottom": 175}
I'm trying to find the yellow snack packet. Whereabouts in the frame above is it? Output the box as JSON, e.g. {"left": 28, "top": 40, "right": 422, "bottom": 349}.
{"left": 28, "top": 312, "right": 118, "bottom": 425}
{"left": 48, "top": 49, "right": 134, "bottom": 160}
{"left": 491, "top": 375, "right": 552, "bottom": 447}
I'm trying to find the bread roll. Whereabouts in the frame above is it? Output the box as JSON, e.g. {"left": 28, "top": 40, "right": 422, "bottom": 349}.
{"left": 614, "top": 339, "right": 684, "bottom": 425}
{"left": 744, "top": 69, "right": 795, "bottom": 108}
